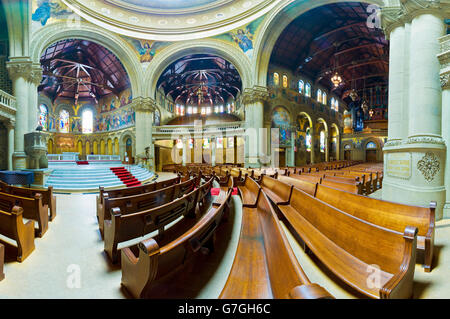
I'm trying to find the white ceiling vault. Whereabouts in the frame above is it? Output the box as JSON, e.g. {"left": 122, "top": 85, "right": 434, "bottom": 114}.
{"left": 61, "top": 0, "right": 282, "bottom": 41}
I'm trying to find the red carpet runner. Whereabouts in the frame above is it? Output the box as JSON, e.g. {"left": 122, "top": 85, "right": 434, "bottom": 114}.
{"left": 110, "top": 167, "right": 142, "bottom": 187}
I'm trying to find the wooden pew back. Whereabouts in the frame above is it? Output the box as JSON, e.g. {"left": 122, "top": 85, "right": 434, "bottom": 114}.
{"left": 278, "top": 176, "right": 317, "bottom": 196}
{"left": 260, "top": 175, "right": 293, "bottom": 205}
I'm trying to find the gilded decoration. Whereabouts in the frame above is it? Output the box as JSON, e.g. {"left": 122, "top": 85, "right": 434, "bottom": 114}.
{"left": 417, "top": 152, "right": 440, "bottom": 182}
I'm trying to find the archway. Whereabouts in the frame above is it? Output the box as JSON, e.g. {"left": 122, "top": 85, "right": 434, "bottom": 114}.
{"left": 330, "top": 123, "right": 340, "bottom": 161}
{"left": 316, "top": 118, "right": 329, "bottom": 163}
{"left": 295, "top": 112, "right": 314, "bottom": 165}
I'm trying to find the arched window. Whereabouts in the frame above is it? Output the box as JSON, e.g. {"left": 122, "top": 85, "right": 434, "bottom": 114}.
{"left": 38, "top": 104, "right": 48, "bottom": 131}
{"left": 82, "top": 110, "right": 93, "bottom": 134}
{"left": 344, "top": 144, "right": 352, "bottom": 150}
{"left": 331, "top": 98, "right": 335, "bottom": 109}
{"left": 282, "top": 75, "right": 288, "bottom": 88}
{"left": 298, "top": 80, "right": 304, "bottom": 94}
{"left": 366, "top": 142, "right": 377, "bottom": 149}
{"left": 334, "top": 99, "right": 339, "bottom": 112}
{"left": 317, "top": 89, "right": 322, "bottom": 103}
{"left": 306, "top": 127, "right": 312, "bottom": 152}
{"left": 305, "top": 83, "right": 311, "bottom": 97}
{"left": 320, "top": 131, "right": 326, "bottom": 153}
{"left": 322, "top": 92, "right": 327, "bottom": 105}
{"left": 59, "top": 109, "right": 70, "bottom": 133}
{"left": 273, "top": 73, "right": 280, "bottom": 86}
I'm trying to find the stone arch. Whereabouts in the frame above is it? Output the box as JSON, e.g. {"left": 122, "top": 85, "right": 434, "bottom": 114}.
{"left": 330, "top": 122, "right": 341, "bottom": 160}
{"left": 30, "top": 21, "right": 143, "bottom": 97}
{"left": 144, "top": 39, "right": 253, "bottom": 99}
{"left": 120, "top": 130, "right": 135, "bottom": 160}
{"left": 252, "top": 0, "right": 385, "bottom": 87}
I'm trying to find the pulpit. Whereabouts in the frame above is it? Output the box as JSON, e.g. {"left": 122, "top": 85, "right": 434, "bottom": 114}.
{"left": 25, "top": 132, "right": 48, "bottom": 169}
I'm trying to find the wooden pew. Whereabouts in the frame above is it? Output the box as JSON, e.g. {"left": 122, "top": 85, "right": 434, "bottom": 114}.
{"left": 0, "top": 192, "right": 48, "bottom": 238}
{"left": 316, "top": 184, "right": 435, "bottom": 272}
{"left": 277, "top": 175, "right": 317, "bottom": 196}
{"left": 0, "top": 206, "right": 35, "bottom": 262}
{"left": 320, "top": 179, "right": 362, "bottom": 195}
{"left": 99, "top": 179, "right": 195, "bottom": 238}
{"left": 97, "top": 176, "right": 181, "bottom": 223}
{"left": 219, "top": 189, "right": 332, "bottom": 299}
{"left": 277, "top": 187, "right": 418, "bottom": 299}
{"left": 1, "top": 184, "right": 57, "bottom": 222}
{"left": 289, "top": 173, "right": 322, "bottom": 185}
{"left": 213, "top": 176, "right": 234, "bottom": 208}
{"left": 238, "top": 176, "right": 261, "bottom": 208}
{"left": 120, "top": 187, "right": 233, "bottom": 298}
{"left": 0, "top": 243, "right": 4, "bottom": 281}
{"left": 196, "top": 177, "right": 213, "bottom": 208}
{"left": 104, "top": 188, "right": 200, "bottom": 264}
{"left": 259, "top": 175, "right": 293, "bottom": 205}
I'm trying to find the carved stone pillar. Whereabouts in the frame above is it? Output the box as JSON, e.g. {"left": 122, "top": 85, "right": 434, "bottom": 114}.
{"left": 5, "top": 120, "right": 15, "bottom": 171}
{"left": 6, "top": 58, "right": 32, "bottom": 169}
{"left": 439, "top": 35, "right": 450, "bottom": 218}
{"left": 382, "top": 0, "right": 449, "bottom": 220}
{"left": 242, "top": 86, "right": 269, "bottom": 168}
{"left": 28, "top": 64, "right": 43, "bottom": 132}
{"left": 133, "top": 97, "right": 155, "bottom": 170}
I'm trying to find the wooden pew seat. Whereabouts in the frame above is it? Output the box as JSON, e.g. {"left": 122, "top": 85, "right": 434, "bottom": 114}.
{"left": 260, "top": 175, "right": 293, "bottom": 205}
{"left": 219, "top": 189, "right": 332, "bottom": 299}
{"left": 0, "top": 206, "right": 35, "bottom": 262}
{"left": 120, "top": 188, "right": 233, "bottom": 298}
{"left": 0, "top": 192, "right": 48, "bottom": 238}
{"left": 277, "top": 187, "right": 418, "bottom": 299}
{"left": 315, "top": 185, "right": 435, "bottom": 272}
{"left": 238, "top": 177, "right": 261, "bottom": 208}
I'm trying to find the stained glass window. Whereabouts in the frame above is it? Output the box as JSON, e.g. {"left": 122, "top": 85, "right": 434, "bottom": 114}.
{"left": 320, "top": 131, "right": 325, "bottom": 153}
{"left": 273, "top": 73, "right": 280, "bottom": 86}
{"left": 317, "top": 89, "right": 322, "bottom": 103}
{"left": 306, "top": 128, "right": 311, "bottom": 152}
{"left": 366, "top": 142, "right": 377, "bottom": 149}
{"left": 59, "top": 109, "right": 70, "bottom": 133}
{"left": 322, "top": 92, "right": 327, "bottom": 105}
{"left": 298, "top": 80, "right": 304, "bottom": 94}
{"left": 82, "top": 110, "right": 93, "bottom": 134}
{"left": 283, "top": 75, "right": 288, "bottom": 88}
{"left": 203, "top": 138, "right": 210, "bottom": 149}
{"left": 305, "top": 83, "right": 311, "bottom": 97}
{"left": 38, "top": 104, "right": 48, "bottom": 131}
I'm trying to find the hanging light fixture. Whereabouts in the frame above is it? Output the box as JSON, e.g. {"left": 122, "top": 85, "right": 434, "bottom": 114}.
{"left": 331, "top": 43, "right": 343, "bottom": 88}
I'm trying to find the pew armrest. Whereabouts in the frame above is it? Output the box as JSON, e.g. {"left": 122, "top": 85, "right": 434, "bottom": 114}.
{"left": 289, "top": 284, "right": 334, "bottom": 299}
{"left": 380, "top": 226, "right": 418, "bottom": 299}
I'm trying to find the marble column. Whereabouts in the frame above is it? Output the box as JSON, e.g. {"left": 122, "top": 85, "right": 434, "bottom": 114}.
{"left": 288, "top": 133, "right": 295, "bottom": 167}
{"left": 310, "top": 125, "right": 315, "bottom": 164}
{"left": 439, "top": 35, "right": 450, "bottom": 218}
{"left": 6, "top": 58, "right": 32, "bottom": 169}
{"left": 242, "top": 86, "right": 269, "bottom": 168}
{"left": 6, "top": 120, "right": 15, "bottom": 171}
{"left": 182, "top": 137, "right": 188, "bottom": 166}
{"left": 381, "top": 1, "right": 448, "bottom": 220}
{"left": 28, "top": 64, "right": 43, "bottom": 132}
{"left": 133, "top": 97, "right": 155, "bottom": 168}
{"left": 211, "top": 138, "right": 216, "bottom": 167}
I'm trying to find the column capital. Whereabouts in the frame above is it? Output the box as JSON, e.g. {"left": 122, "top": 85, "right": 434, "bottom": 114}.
{"left": 30, "top": 64, "right": 43, "bottom": 86}
{"left": 6, "top": 58, "right": 33, "bottom": 81}
{"left": 380, "top": 6, "right": 406, "bottom": 37}
{"left": 5, "top": 119, "right": 15, "bottom": 130}
{"left": 400, "top": 0, "right": 449, "bottom": 21}
{"left": 131, "top": 97, "right": 156, "bottom": 113}
{"left": 242, "top": 86, "right": 270, "bottom": 105}
{"left": 439, "top": 35, "right": 450, "bottom": 89}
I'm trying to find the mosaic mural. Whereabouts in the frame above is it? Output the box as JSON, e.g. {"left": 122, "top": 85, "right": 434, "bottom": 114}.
{"left": 271, "top": 106, "right": 291, "bottom": 146}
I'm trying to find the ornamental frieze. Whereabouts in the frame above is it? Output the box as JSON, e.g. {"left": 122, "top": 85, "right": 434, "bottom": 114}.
{"left": 242, "top": 86, "right": 270, "bottom": 105}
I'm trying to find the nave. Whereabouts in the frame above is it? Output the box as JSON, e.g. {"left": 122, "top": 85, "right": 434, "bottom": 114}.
{"left": 1, "top": 171, "right": 450, "bottom": 299}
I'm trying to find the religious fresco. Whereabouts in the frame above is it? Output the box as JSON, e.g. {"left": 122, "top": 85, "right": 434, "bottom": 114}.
{"left": 95, "top": 104, "right": 136, "bottom": 133}
{"left": 98, "top": 89, "right": 132, "bottom": 113}
{"left": 213, "top": 16, "right": 265, "bottom": 60}
{"left": 122, "top": 37, "right": 171, "bottom": 63}
{"left": 31, "top": 0, "right": 74, "bottom": 30}
{"left": 271, "top": 106, "right": 291, "bottom": 145}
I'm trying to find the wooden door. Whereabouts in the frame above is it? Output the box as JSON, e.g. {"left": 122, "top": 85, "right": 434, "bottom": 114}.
{"left": 366, "top": 150, "right": 377, "bottom": 162}
{"left": 344, "top": 150, "right": 351, "bottom": 160}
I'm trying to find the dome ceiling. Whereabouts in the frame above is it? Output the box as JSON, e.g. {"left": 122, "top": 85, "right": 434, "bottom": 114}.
{"left": 63, "top": 0, "right": 281, "bottom": 41}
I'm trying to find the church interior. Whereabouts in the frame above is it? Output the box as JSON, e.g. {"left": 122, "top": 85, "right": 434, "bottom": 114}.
{"left": 0, "top": 0, "right": 449, "bottom": 300}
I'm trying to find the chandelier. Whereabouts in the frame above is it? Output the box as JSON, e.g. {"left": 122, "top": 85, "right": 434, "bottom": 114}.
{"left": 331, "top": 71, "right": 343, "bottom": 88}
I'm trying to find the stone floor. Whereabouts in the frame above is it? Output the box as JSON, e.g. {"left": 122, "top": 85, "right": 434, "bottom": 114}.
{"left": 0, "top": 172, "right": 449, "bottom": 299}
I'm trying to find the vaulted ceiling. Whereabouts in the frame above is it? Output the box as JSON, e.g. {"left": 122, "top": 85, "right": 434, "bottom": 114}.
{"left": 39, "top": 39, "right": 130, "bottom": 104}
{"left": 270, "top": 2, "right": 389, "bottom": 99}
{"left": 157, "top": 54, "right": 242, "bottom": 107}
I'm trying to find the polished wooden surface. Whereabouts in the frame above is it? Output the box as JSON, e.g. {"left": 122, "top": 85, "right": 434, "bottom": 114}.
{"left": 0, "top": 243, "right": 4, "bottom": 281}
{"left": 0, "top": 206, "right": 35, "bottom": 262}
{"left": 316, "top": 184, "right": 435, "bottom": 272}
{"left": 278, "top": 187, "right": 417, "bottom": 299}
{"left": 0, "top": 192, "right": 48, "bottom": 238}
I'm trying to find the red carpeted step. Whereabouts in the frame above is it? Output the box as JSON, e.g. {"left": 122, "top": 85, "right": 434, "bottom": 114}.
{"left": 110, "top": 167, "right": 142, "bottom": 188}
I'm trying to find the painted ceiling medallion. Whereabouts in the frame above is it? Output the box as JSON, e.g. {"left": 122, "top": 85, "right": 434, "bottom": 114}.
{"left": 417, "top": 152, "right": 440, "bottom": 183}
{"left": 61, "top": 0, "right": 281, "bottom": 41}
